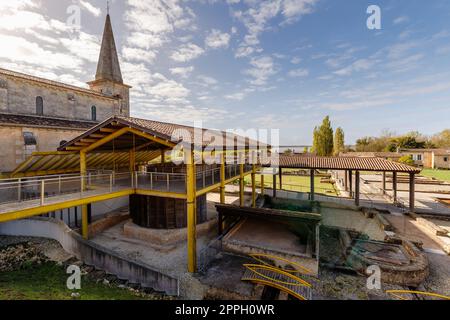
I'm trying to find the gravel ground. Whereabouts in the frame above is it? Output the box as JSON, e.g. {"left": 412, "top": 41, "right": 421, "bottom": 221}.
{"left": 420, "top": 252, "right": 450, "bottom": 297}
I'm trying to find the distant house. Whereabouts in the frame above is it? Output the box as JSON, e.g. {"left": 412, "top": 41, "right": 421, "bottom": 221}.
{"left": 339, "top": 152, "right": 402, "bottom": 161}
{"left": 340, "top": 149, "right": 450, "bottom": 169}
{"left": 399, "top": 149, "right": 450, "bottom": 170}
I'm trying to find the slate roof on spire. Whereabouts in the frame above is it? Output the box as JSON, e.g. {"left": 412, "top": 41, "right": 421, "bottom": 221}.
{"left": 95, "top": 14, "right": 123, "bottom": 84}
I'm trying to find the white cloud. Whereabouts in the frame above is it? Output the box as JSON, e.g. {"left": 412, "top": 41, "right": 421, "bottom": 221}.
{"left": 334, "top": 58, "right": 377, "bottom": 76}
{"left": 243, "top": 56, "right": 277, "bottom": 85}
{"left": 170, "top": 66, "right": 194, "bottom": 78}
{"left": 291, "top": 57, "right": 302, "bottom": 64}
{"left": 225, "top": 92, "right": 246, "bottom": 101}
{"left": 122, "top": 47, "right": 157, "bottom": 63}
{"left": 197, "top": 75, "right": 218, "bottom": 86}
{"left": 393, "top": 16, "right": 409, "bottom": 25}
{"left": 205, "top": 29, "right": 231, "bottom": 49}
{"left": 79, "top": 0, "right": 102, "bottom": 17}
{"left": 233, "top": 0, "right": 318, "bottom": 58}
{"left": 282, "top": 0, "right": 318, "bottom": 24}
{"left": 170, "top": 43, "right": 205, "bottom": 62}
{"left": 288, "top": 68, "right": 309, "bottom": 77}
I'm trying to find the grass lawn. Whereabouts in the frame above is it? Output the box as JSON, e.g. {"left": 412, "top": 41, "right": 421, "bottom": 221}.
{"left": 244, "top": 174, "right": 339, "bottom": 196}
{"left": 420, "top": 169, "right": 450, "bottom": 182}
{"left": 0, "top": 262, "right": 158, "bottom": 300}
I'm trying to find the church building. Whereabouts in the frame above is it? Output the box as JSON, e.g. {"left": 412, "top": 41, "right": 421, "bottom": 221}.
{"left": 0, "top": 13, "right": 130, "bottom": 174}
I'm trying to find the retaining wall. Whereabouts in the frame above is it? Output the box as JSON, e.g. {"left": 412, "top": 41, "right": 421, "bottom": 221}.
{"left": 0, "top": 217, "right": 179, "bottom": 296}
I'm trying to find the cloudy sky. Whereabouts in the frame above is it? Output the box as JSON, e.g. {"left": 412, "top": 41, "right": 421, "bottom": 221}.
{"left": 1, "top": 0, "right": 450, "bottom": 145}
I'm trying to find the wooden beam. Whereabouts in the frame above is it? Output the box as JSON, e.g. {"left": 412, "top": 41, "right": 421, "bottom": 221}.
{"left": 100, "top": 128, "right": 116, "bottom": 133}
{"left": 409, "top": 173, "right": 415, "bottom": 213}
{"left": 355, "top": 171, "right": 360, "bottom": 207}
{"left": 310, "top": 169, "right": 315, "bottom": 201}
{"left": 82, "top": 127, "right": 129, "bottom": 153}
{"left": 90, "top": 134, "right": 108, "bottom": 139}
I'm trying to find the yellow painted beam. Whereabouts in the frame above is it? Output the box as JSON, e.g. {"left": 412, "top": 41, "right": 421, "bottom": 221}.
{"left": 90, "top": 134, "right": 108, "bottom": 139}
{"left": 11, "top": 156, "right": 36, "bottom": 177}
{"left": 81, "top": 204, "right": 88, "bottom": 240}
{"left": 129, "top": 148, "right": 136, "bottom": 172}
{"left": 220, "top": 153, "right": 225, "bottom": 204}
{"left": 82, "top": 127, "right": 129, "bottom": 153}
{"left": 99, "top": 128, "right": 116, "bottom": 133}
{"left": 196, "top": 183, "right": 221, "bottom": 197}
{"left": 239, "top": 163, "right": 245, "bottom": 207}
{"left": 251, "top": 165, "right": 256, "bottom": 208}
{"left": 186, "top": 150, "right": 197, "bottom": 273}
{"left": 0, "top": 190, "right": 133, "bottom": 223}
{"left": 127, "top": 128, "right": 176, "bottom": 148}
{"left": 135, "top": 189, "right": 187, "bottom": 200}
{"left": 261, "top": 174, "right": 265, "bottom": 196}
{"left": 11, "top": 168, "right": 79, "bottom": 179}
{"left": 32, "top": 151, "right": 77, "bottom": 156}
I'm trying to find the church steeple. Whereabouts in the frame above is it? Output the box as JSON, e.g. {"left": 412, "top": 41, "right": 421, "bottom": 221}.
{"left": 88, "top": 10, "right": 130, "bottom": 117}
{"left": 95, "top": 13, "right": 123, "bottom": 84}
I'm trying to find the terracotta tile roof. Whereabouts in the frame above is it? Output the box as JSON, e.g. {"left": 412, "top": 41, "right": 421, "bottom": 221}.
{"left": 268, "top": 154, "right": 421, "bottom": 173}
{"left": 0, "top": 68, "right": 118, "bottom": 99}
{"left": 340, "top": 152, "right": 402, "bottom": 158}
{"left": 60, "top": 115, "right": 267, "bottom": 150}
{"left": 401, "top": 148, "right": 450, "bottom": 156}
{"left": 0, "top": 113, "right": 97, "bottom": 130}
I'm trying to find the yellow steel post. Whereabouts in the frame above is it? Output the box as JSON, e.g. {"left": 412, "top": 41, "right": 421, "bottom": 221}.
{"left": 129, "top": 149, "right": 136, "bottom": 173}
{"left": 251, "top": 165, "right": 256, "bottom": 208}
{"left": 220, "top": 152, "right": 226, "bottom": 204}
{"left": 161, "top": 149, "right": 166, "bottom": 164}
{"left": 239, "top": 162, "right": 245, "bottom": 207}
{"left": 80, "top": 151, "right": 89, "bottom": 240}
{"left": 261, "top": 174, "right": 265, "bottom": 196}
{"left": 186, "top": 149, "right": 197, "bottom": 273}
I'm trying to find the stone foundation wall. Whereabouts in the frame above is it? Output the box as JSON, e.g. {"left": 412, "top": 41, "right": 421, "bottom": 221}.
{"left": 0, "top": 218, "right": 179, "bottom": 295}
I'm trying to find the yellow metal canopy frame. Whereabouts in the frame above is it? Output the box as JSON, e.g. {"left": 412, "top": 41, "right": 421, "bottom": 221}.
{"left": 11, "top": 150, "right": 162, "bottom": 178}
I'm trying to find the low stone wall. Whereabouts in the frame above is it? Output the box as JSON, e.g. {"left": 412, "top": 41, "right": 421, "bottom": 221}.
{"left": 89, "top": 212, "right": 130, "bottom": 238}
{"left": 124, "top": 218, "right": 217, "bottom": 247}
{"left": 0, "top": 218, "right": 179, "bottom": 296}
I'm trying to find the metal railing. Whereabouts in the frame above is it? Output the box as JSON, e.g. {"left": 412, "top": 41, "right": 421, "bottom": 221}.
{"left": 136, "top": 172, "right": 187, "bottom": 193}
{"left": 0, "top": 164, "right": 254, "bottom": 210}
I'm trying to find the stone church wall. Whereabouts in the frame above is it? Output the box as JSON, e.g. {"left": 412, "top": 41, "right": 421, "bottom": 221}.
{"left": 0, "top": 75, "right": 122, "bottom": 122}
{"left": 0, "top": 126, "right": 85, "bottom": 173}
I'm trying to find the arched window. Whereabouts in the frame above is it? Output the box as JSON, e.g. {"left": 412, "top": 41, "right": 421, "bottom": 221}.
{"left": 91, "top": 106, "right": 97, "bottom": 121}
{"left": 36, "top": 96, "right": 43, "bottom": 116}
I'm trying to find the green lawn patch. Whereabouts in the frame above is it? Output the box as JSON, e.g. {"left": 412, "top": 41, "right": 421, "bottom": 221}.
{"left": 420, "top": 169, "right": 450, "bottom": 182}
{"left": 244, "top": 174, "right": 339, "bottom": 196}
{"left": 0, "top": 262, "right": 159, "bottom": 300}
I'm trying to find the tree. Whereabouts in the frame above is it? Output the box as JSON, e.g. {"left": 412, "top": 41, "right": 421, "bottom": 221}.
{"left": 313, "top": 116, "right": 334, "bottom": 156}
{"left": 356, "top": 137, "right": 373, "bottom": 152}
{"left": 333, "top": 127, "right": 345, "bottom": 156}
{"left": 311, "top": 127, "right": 319, "bottom": 154}
{"left": 398, "top": 155, "right": 415, "bottom": 166}
{"left": 431, "top": 129, "right": 450, "bottom": 148}
{"left": 284, "top": 149, "right": 293, "bottom": 155}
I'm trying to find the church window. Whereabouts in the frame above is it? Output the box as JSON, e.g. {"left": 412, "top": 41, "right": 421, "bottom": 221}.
{"left": 36, "top": 96, "right": 43, "bottom": 116}
{"left": 91, "top": 106, "right": 97, "bottom": 121}
{"left": 23, "top": 132, "right": 37, "bottom": 146}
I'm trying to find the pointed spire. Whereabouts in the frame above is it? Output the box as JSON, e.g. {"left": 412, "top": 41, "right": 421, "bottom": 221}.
{"left": 95, "top": 12, "right": 123, "bottom": 84}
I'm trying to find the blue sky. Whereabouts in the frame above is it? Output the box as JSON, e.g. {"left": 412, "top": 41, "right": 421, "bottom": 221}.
{"left": 0, "top": 0, "right": 450, "bottom": 145}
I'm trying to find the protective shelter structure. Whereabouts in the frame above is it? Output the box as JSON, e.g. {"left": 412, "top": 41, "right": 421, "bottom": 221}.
{"left": 266, "top": 155, "right": 421, "bottom": 212}
{"left": 0, "top": 116, "right": 267, "bottom": 273}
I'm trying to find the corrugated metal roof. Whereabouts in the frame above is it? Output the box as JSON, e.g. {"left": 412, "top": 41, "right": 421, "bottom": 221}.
{"left": 267, "top": 155, "right": 421, "bottom": 173}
